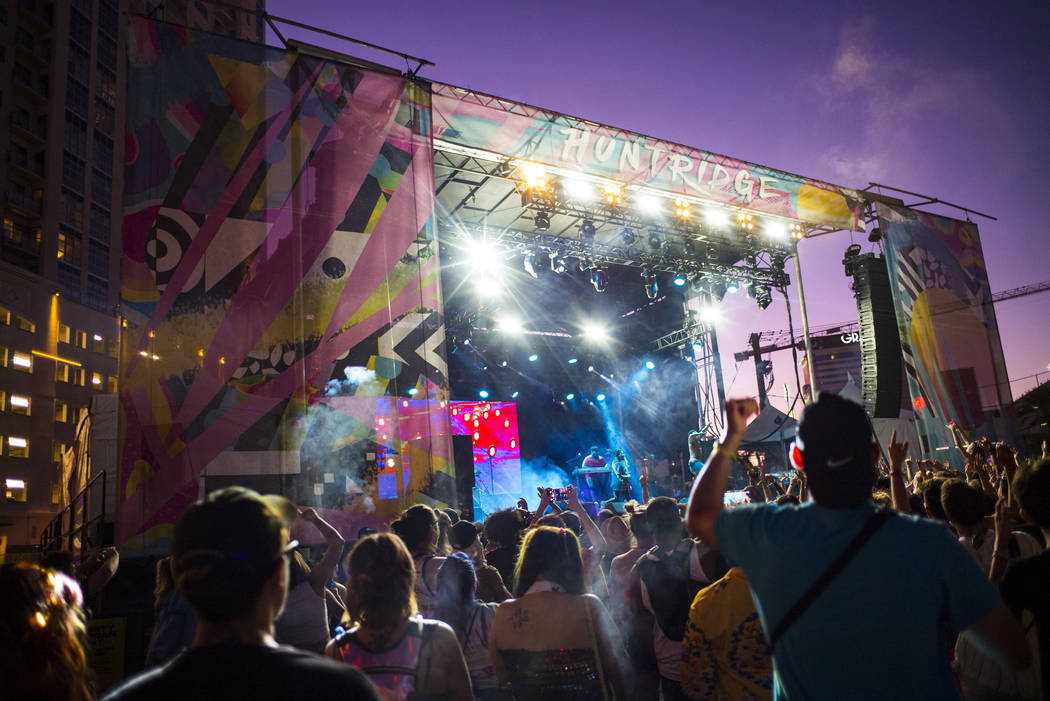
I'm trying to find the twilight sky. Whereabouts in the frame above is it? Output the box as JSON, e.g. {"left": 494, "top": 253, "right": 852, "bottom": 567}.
{"left": 267, "top": 0, "right": 1050, "bottom": 409}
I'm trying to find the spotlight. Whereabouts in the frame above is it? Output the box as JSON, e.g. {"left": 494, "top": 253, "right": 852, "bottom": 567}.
{"left": 726, "top": 279, "right": 740, "bottom": 294}
{"left": 755, "top": 285, "right": 773, "bottom": 310}
{"left": 636, "top": 192, "right": 662, "bottom": 216}
{"left": 497, "top": 315, "right": 524, "bottom": 333}
{"left": 511, "top": 391, "right": 519, "bottom": 398}
{"left": 534, "top": 211, "right": 551, "bottom": 232}
{"left": 642, "top": 270, "right": 658, "bottom": 300}
{"left": 867, "top": 227, "right": 883, "bottom": 243}
{"left": 710, "top": 277, "right": 727, "bottom": 302}
{"left": 674, "top": 198, "right": 691, "bottom": 219}
{"left": 407, "top": 387, "right": 418, "bottom": 396}
{"left": 521, "top": 162, "right": 548, "bottom": 190}
{"left": 645, "top": 360, "right": 656, "bottom": 370}
{"left": 648, "top": 231, "right": 662, "bottom": 249}
{"left": 582, "top": 322, "right": 609, "bottom": 344}
{"left": 621, "top": 228, "right": 636, "bottom": 245}
{"left": 467, "top": 238, "right": 502, "bottom": 271}
{"left": 744, "top": 252, "right": 757, "bottom": 267}
{"left": 565, "top": 393, "right": 575, "bottom": 400}
{"left": 523, "top": 249, "right": 546, "bottom": 278}
{"left": 842, "top": 244, "right": 862, "bottom": 277}
{"left": 673, "top": 275, "right": 687, "bottom": 287}
{"left": 700, "top": 307, "right": 721, "bottom": 323}
{"left": 705, "top": 209, "right": 729, "bottom": 228}
{"left": 528, "top": 354, "right": 539, "bottom": 362}
{"left": 765, "top": 221, "right": 788, "bottom": 239}
{"left": 603, "top": 183, "right": 624, "bottom": 206}
{"left": 590, "top": 268, "right": 609, "bottom": 293}
{"left": 736, "top": 212, "right": 754, "bottom": 231}
{"left": 790, "top": 222, "right": 805, "bottom": 240}
{"left": 692, "top": 341, "right": 704, "bottom": 356}
{"left": 563, "top": 178, "right": 595, "bottom": 201}
{"left": 550, "top": 251, "right": 567, "bottom": 274}
{"left": 587, "top": 365, "right": 595, "bottom": 372}
{"left": 596, "top": 393, "right": 607, "bottom": 401}
{"left": 579, "top": 219, "right": 596, "bottom": 240}
{"left": 479, "top": 389, "right": 490, "bottom": 399}
{"left": 567, "top": 357, "right": 578, "bottom": 364}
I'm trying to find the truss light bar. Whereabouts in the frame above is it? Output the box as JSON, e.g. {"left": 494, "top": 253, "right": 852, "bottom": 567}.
{"left": 534, "top": 211, "right": 551, "bottom": 232}
{"left": 736, "top": 212, "right": 754, "bottom": 231}
{"left": 636, "top": 192, "right": 663, "bottom": 216}
{"left": 642, "top": 270, "right": 659, "bottom": 300}
{"left": 765, "top": 220, "right": 788, "bottom": 239}
{"left": 563, "top": 177, "right": 595, "bottom": 202}
{"left": 674, "top": 198, "right": 691, "bottom": 219}
{"left": 522, "top": 162, "right": 548, "bottom": 191}
{"left": 705, "top": 209, "right": 730, "bottom": 229}
{"left": 603, "top": 183, "right": 624, "bottom": 206}
{"left": 590, "top": 268, "right": 609, "bottom": 293}
{"left": 790, "top": 222, "right": 805, "bottom": 240}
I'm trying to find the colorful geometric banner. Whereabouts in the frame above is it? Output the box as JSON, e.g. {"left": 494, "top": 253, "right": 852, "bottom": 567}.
{"left": 877, "top": 204, "right": 1014, "bottom": 460}
{"left": 118, "top": 18, "right": 451, "bottom": 548}
{"left": 432, "top": 83, "right": 863, "bottom": 230}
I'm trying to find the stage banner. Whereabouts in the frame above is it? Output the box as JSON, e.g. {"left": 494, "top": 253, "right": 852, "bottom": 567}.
{"left": 431, "top": 83, "right": 862, "bottom": 231}
{"left": 877, "top": 204, "right": 1013, "bottom": 461}
{"left": 119, "top": 18, "right": 452, "bottom": 549}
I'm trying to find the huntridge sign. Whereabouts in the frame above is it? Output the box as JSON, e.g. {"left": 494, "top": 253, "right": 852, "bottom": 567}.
{"left": 431, "top": 83, "right": 863, "bottom": 231}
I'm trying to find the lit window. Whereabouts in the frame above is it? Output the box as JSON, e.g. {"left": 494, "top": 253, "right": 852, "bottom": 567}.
{"left": 10, "top": 395, "right": 30, "bottom": 416}
{"left": 8, "top": 437, "right": 29, "bottom": 458}
{"left": 0, "top": 347, "right": 7, "bottom": 367}
{"left": 108, "top": 341, "right": 118, "bottom": 358}
{"left": 107, "top": 376, "right": 117, "bottom": 392}
{"left": 92, "top": 334, "right": 104, "bottom": 353}
{"left": 75, "top": 406, "right": 88, "bottom": 425}
{"left": 55, "top": 401, "right": 68, "bottom": 423}
{"left": 12, "top": 352, "right": 32, "bottom": 372}
{"left": 56, "top": 362, "right": 70, "bottom": 382}
{"left": 0, "top": 391, "right": 5, "bottom": 410}
{"left": 53, "top": 442, "right": 67, "bottom": 463}
{"left": 0, "top": 306, "right": 9, "bottom": 324}
{"left": 59, "top": 324, "right": 71, "bottom": 344}
{"left": 5, "top": 478, "right": 27, "bottom": 502}
{"left": 92, "top": 372, "right": 102, "bottom": 388}
{"left": 15, "top": 316, "right": 35, "bottom": 333}
{"left": 75, "top": 330, "right": 87, "bottom": 348}
{"left": 73, "top": 367, "right": 85, "bottom": 386}
{"left": 51, "top": 482, "right": 60, "bottom": 505}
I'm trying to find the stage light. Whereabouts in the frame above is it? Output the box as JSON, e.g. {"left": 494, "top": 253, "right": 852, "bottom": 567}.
{"left": 765, "top": 221, "right": 788, "bottom": 239}
{"left": 407, "top": 388, "right": 418, "bottom": 396}
{"left": 467, "top": 238, "right": 502, "bottom": 270}
{"left": 636, "top": 192, "right": 662, "bottom": 216}
{"left": 582, "top": 322, "right": 609, "bottom": 344}
{"left": 488, "top": 445, "right": 497, "bottom": 457}
{"left": 523, "top": 249, "right": 546, "bottom": 278}
{"left": 479, "top": 389, "right": 490, "bottom": 398}
{"left": 621, "top": 228, "right": 636, "bottom": 244}
{"left": 674, "top": 198, "right": 691, "bottom": 219}
{"left": 673, "top": 275, "right": 687, "bottom": 287}
{"left": 744, "top": 252, "right": 757, "bottom": 267}
{"left": 710, "top": 278, "right": 727, "bottom": 302}
{"left": 590, "top": 268, "right": 609, "bottom": 293}
{"left": 642, "top": 269, "right": 658, "bottom": 300}
{"left": 842, "top": 244, "right": 863, "bottom": 277}
{"left": 736, "top": 212, "right": 754, "bottom": 231}
{"left": 648, "top": 231, "right": 662, "bottom": 249}
{"left": 692, "top": 342, "right": 704, "bottom": 356}
{"left": 706, "top": 243, "right": 719, "bottom": 259}
{"left": 726, "top": 279, "right": 740, "bottom": 294}
{"left": 645, "top": 360, "right": 656, "bottom": 370}
{"left": 587, "top": 365, "right": 595, "bottom": 372}
{"left": 566, "top": 393, "right": 575, "bottom": 400}
{"left": 473, "top": 273, "right": 502, "bottom": 298}
{"left": 528, "top": 354, "right": 539, "bottom": 362}
{"left": 603, "top": 183, "right": 624, "bottom": 206}
{"left": 522, "top": 162, "right": 548, "bottom": 190}
{"left": 755, "top": 286, "right": 773, "bottom": 310}
{"left": 790, "top": 222, "right": 805, "bottom": 240}
{"left": 567, "top": 357, "right": 578, "bottom": 364}
{"left": 549, "top": 252, "right": 568, "bottom": 274}
{"left": 596, "top": 393, "right": 607, "bottom": 401}
{"left": 579, "top": 219, "right": 596, "bottom": 240}
{"left": 497, "top": 315, "right": 524, "bottom": 334}
{"left": 511, "top": 391, "right": 519, "bottom": 398}
{"left": 705, "top": 209, "right": 729, "bottom": 228}
{"left": 563, "top": 178, "right": 594, "bottom": 201}
{"left": 534, "top": 211, "right": 551, "bottom": 232}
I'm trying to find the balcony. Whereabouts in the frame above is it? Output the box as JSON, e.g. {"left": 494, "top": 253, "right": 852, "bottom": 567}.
{"left": 6, "top": 188, "right": 43, "bottom": 216}
{"left": 10, "top": 110, "right": 47, "bottom": 144}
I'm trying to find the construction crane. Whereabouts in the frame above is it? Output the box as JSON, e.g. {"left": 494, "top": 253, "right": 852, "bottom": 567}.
{"left": 735, "top": 279, "right": 1050, "bottom": 362}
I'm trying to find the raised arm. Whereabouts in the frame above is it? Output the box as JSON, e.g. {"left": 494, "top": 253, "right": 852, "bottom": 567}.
{"left": 685, "top": 399, "right": 759, "bottom": 550}
{"left": 639, "top": 474, "right": 651, "bottom": 503}
{"left": 565, "top": 484, "right": 607, "bottom": 552}
{"left": 887, "top": 430, "right": 911, "bottom": 514}
{"left": 300, "top": 507, "right": 345, "bottom": 596}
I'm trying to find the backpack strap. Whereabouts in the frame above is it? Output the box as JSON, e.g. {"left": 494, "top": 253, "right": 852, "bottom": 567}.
{"left": 768, "top": 509, "right": 892, "bottom": 648}
{"left": 416, "top": 619, "right": 437, "bottom": 690}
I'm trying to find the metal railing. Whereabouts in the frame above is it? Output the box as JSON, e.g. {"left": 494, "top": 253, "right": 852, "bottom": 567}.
{"left": 39, "top": 470, "right": 109, "bottom": 559}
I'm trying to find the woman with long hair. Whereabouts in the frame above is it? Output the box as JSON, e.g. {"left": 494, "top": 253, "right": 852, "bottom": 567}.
{"left": 327, "top": 533, "right": 471, "bottom": 700}
{"left": 0, "top": 563, "right": 92, "bottom": 701}
{"left": 392, "top": 504, "right": 447, "bottom": 616}
{"left": 489, "top": 527, "right": 627, "bottom": 700}
{"left": 431, "top": 553, "right": 508, "bottom": 700}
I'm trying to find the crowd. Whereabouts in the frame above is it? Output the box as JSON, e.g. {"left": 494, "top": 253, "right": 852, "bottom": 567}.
{"left": 2, "top": 392, "right": 1048, "bottom": 700}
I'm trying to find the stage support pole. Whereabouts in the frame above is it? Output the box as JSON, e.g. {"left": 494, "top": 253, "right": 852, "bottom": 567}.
{"left": 792, "top": 243, "right": 817, "bottom": 401}
{"left": 707, "top": 317, "right": 728, "bottom": 423}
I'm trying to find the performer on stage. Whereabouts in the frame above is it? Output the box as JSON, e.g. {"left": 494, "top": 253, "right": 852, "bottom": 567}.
{"left": 611, "top": 450, "right": 631, "bottom": 501}
{"left": 582, "top": 446, "right": 606, "bottom": 469}
{"left": 687, "top": 430, "right": 706, "bottom": 475}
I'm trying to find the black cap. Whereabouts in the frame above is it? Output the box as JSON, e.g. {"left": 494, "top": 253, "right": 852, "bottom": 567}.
{"left": 796, "top": 393, "right": 872, "bottom": 474}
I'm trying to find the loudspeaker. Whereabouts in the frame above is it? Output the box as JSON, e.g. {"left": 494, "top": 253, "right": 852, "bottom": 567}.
{"left": 451, "top": 435, "right": 475, "bottom": 522}
{"left": 851, "top": 254, "right": 903, "bottom": 418}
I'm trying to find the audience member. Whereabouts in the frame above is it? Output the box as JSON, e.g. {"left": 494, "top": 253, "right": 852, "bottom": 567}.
{"left": 392, "top": 504, "right": 447, "bottom": 616}
{"left": 448, "top": 519, "right": 511, "bottom": 603}
{"left": 327, "top": 533, "right": 471, "bottom": 700}
{"left": 145, "top": 556, "right": 197, "bottom": 667}
{"left": 275, "top": 507, "right": 344, "bottom": 653}
{"left": 483, "top": 509, "right": 526, "bottom": 590}
{"left": 102, "top": 487, "right": 379, "bottom": 700}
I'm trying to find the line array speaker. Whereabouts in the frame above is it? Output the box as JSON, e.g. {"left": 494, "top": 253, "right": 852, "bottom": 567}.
{"left": 851, "top": 254, "right": 903, "bottom": 418}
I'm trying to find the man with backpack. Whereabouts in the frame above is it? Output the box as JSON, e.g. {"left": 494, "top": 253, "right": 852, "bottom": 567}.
{"left": 629, "top": 496, "right": 727, "bottom": 700}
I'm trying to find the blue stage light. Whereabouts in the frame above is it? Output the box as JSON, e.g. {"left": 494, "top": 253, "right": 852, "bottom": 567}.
{"left": 567, "top": 357, "right": 578, "bottom": 364}
{"left": 528, "top": 353, "right": 539, "bottom": 362}
{"left": 511, "top": 391, "right": 519, "bottom": 398}
{"left": 479, "top": 389, "right": 490, "bottom": 398}
{"left": 565, "top": 393, "right": 575, "bottom": 400}
{"left": 645, "top": 360, "right": 655, "bottom": 370}
{"left": 673, "top": 275, "right": 687, "bottom": 286}
{"left": 596, "top": 393, "right": 606, "bottom": 401}
{"left": 407, "top": 388, "right": 418, "bottom": 396}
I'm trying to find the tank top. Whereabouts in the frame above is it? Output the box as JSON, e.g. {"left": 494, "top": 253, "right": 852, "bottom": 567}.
{"left": 332, "top": 616, "right": 438, "bottom": 701}
{"left": 499, "top": 648, "right": 605, "bottom": 699}
{"left": 274, "top": 580, "right": 329, "bottom": 653}
{"left": 413, "top": 555, "right": 438, "bottom": 616}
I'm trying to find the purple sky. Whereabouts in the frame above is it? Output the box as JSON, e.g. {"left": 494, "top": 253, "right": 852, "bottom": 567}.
{"left": 268, "top": 0, "right": 1050, "bottom": 409}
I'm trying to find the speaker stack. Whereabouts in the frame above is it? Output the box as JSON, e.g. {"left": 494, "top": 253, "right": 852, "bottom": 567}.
{"left": 849, "top": 253, "right": 903, "bottom": 418}
{"left": 451, "top": 435, "right": 476, "bottom": 521}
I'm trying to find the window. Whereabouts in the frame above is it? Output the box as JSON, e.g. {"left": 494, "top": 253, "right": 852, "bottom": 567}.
{"left": 63, "top": 152, "right": 85, "bottom": 192}
{"left": 56, "top": 362, "right": 70, "bottom": 383}
{"left": 65, "top": 112, "right": 87, "bottom": 158}
{"left": 12, "top": 352, "right": 32, "bottom": 372}
{"left": 13, "top": 63, "right": 32, "bottom": 88}
{"left": 58, "top": 263, "right": 81, "bottom": 299}
{"left": 0, "top": 347, "right": 7, "bottom": 367}
{"left": 74, "top": 367, "right": 86, "bottom": 386}
{"left": 69, "top": 8, "right": 92, "bottom": 49}
{"left": 55, "top": 400, "right": 68, "bottom": 423}
{"left": 16, "top": 316, "right": 35, "bottom": 333}
{"left": 75, "top": 406, "right": 88, "bottom": 424}
{"left": 8, "top": 437, "right": 29, "bottom": 459}
{"left": 58, "top": 227, "right": 82, "bottom": 263}
{"left": 67, "top": 45, "right": 91, "bottom": 85}
{"left": 94, "top": 99, "right": 114, "bottom": 136}
{"left": 91, "top": 169, "right": 112, "bottom": 206}
{"left": 91, "top": 372, "right": 102, "bottom": 388}
{"left": 107, "top": 376, "right": 118, "bottom": 392}
{"left": 51, "top": 482, "right": 61, "bottom": 505}
{"left": 75, "top": 329, "right": 87, "bottom": 349}
{"left": 92, "top": 333, "right": 104, "bottom": 353}
{"left": 5, "top": 478, "right": 28, "bottom": 502}
{"left": 66, "top": 78, "right": 89, "bottom": 118}
{"left": 96, "top": 61, "right": 117, "bottom": 106}
{"left": 86, "top": 276, "right": 109, "bottom": 313}
{"left": 90, "top": 203, "right": 110, "bottom": 241}
{"left": 59, "top": 324, "right": 71, "bottom": 344}
{"left": 0, "top": 390, "right": 5, "bottom": 409}
{"left": 108, "top": 341, "right": 118, "bottom": 358}
{"left": 93, "top": 132, "right": 114, "bottom": 176}
{"left": 0, "top": 306, "right": 9, "bottom": 324}
{"left": 60, "top": 188, "right": 84, "bottom": 230}
{"left": 53, "top": 442, "right": 67, "bottom": 463}
{"left": 10, "top": 395, "right": 30, "bottom": 416}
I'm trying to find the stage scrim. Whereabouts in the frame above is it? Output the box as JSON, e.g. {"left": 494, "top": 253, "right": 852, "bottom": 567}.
{"left": 877, "top": 204, "right": 1014, "bottom": 462}
{"left": 118, "top": 18, "right": 451, "bottom": 549}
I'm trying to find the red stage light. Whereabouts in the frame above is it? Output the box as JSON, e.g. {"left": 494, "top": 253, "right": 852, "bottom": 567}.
{"left": 451, "top": 408, "right": 458, "bottom": 416}
{"left": 464, "top": 413, "right": 471, "bottom": 421}
{"left": 510, "top": 439, "right": 517, "bottom": 449}
{"left": 913, "top": 397, "right": 925, "bottom": 410}
{"left": 487, "top": 445, "right": 496, "bottom": 457}
{"left": 504, "top": 419, "right": 510, "bottom": 428}
{"left": 473, "top": 419, "right": 480, "bottom": 428}
{"left": 494, "top": 409, "right": 501, "bottom": 417}
{"left": 473, "top": 431, "right": 480, "bottom": 441}
{"left": 483, "top": 411, "right": 489, "bottom": 419}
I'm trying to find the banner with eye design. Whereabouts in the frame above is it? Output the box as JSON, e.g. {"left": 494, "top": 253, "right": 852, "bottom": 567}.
{"left": 119, "top": 18, "right": 452, "bottom": 549}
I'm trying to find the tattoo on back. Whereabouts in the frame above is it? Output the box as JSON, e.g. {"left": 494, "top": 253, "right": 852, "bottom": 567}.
{"left": 511, "top": 607, "right": 529, "bottom": 630}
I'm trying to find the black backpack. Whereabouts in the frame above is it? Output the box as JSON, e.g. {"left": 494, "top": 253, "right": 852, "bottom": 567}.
{"left": 635, "top": 542, "right": 712, "bottom": 642}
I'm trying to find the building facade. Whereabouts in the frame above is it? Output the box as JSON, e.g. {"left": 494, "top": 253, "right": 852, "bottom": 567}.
{"left": 0, "top": 0, "right": 264, "bottom": 551}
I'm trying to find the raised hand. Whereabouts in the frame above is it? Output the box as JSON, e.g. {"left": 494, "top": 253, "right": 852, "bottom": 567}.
{"left": 724, "top": 398, "right": 759, "bottom": 441}
{"left": 517, "top": 497, "right": 529, "bottom": 511}
{"left": 563, "top": 483, "right": 581, "bottom": 508}
{"left": 639, "top": 474, "right": 648, "bottom": 488}
{"left": 887, "top": 429, "right": 909, "bottom": 470}
{"left": 299, "top": 507, "right": 320, "bottom": 524}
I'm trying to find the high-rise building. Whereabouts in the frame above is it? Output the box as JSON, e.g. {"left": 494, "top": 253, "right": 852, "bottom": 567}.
{"left": 0, "top": 0, "right": 264, "bottom": 551}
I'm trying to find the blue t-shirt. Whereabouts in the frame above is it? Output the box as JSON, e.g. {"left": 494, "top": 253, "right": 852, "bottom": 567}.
{"left": 714, "top": 501, "right": 1000, "bottom": 700}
